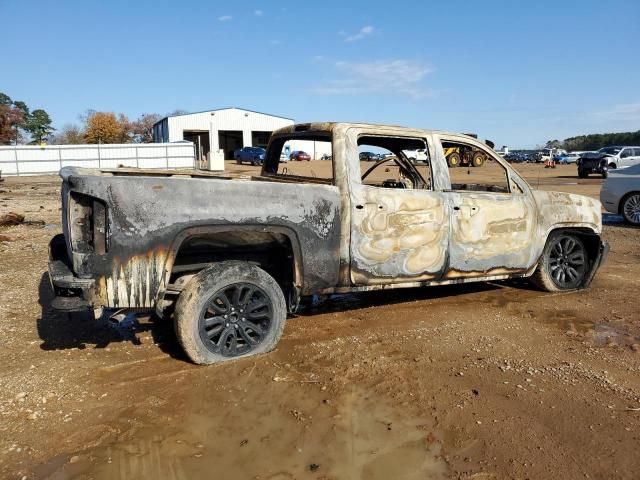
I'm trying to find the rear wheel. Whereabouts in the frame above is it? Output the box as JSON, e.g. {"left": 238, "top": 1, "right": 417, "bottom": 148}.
{"left": 447, "top": 152, "right": 461, "bottom": 168}
{"left": 531, "top": 232, "right": 588, "bottom": 291}
{"left": 174, "top": 261, "right": 287, "bottom": 365}
{"left": 471, "top": 151, "right": 485, "bottom": 167}
{"left": 236, "top": 158, "right": 242, "bottom": 164}
{"left": 621, "top": 193, "right": 640, "bottom": 225}
{"left": 578, "top": 168, "right": 588, "bottom": 178}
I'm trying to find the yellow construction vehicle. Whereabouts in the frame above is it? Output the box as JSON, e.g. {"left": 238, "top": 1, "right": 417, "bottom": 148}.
{"left": 443, "top": 134, "right": 494, "bottom": 168}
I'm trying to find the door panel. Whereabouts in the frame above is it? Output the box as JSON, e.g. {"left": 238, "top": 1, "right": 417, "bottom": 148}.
{"left": 350, "top": 185, "right": 449, "bottom": 285}
{"left": 445, "top": 191, "right": 537, "bottom": 278}
{"left": 619, "top": 149, "right": 636, "bottom": 168}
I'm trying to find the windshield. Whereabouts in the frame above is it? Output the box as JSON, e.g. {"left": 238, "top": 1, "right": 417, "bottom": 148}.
{"left": 598, "top": 147, "right": 621, "bottom": 155}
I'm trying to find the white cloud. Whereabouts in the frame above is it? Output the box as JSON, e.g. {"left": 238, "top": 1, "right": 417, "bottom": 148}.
{"left": 345, "top": 25, "right": 375, "bottom": 42}
{"left": 311, "top": 59, "right": 437, "bottom": 99}
{"left": 254, "top": 9, "right": 263, "bottom": 16}
{"left": 218, "top": 15, "right": 232, "bottom": 22}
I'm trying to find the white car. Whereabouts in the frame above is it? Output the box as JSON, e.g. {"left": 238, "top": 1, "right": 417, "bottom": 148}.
{"left": 403, "top": 148, "right": 429, "bottom": 163}
{"left": 600, "top": 163, "right": 640, "bottom": 225}
{"left": 598, "top": 146, "right": 640, "bottom": 169}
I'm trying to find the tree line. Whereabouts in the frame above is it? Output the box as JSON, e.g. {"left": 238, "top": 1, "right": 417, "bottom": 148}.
{"left": 1, "top": 90, "right": 185, "bottom": 146}
{"left": 546, "top": 130, "right": 640, "bottom": 151}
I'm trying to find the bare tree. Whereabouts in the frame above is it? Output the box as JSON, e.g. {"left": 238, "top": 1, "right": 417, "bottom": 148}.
{"left": 52, "top": 124, "right": 85, "bottom": 144}
{"left": 131, "top": 113, "right": 162, "bottom": 143}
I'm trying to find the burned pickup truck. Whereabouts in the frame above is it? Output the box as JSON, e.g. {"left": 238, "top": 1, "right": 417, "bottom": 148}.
{"left": 49, "top": 122, "right": 608, "bottom": 364}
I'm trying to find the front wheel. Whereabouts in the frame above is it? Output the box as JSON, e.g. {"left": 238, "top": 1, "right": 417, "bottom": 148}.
{"left": 530, "top": 232, "right": 588, "bottom": 291}
{"left": 621, "top": 193, "right": 640, "bottom": 225}
{"left": 174, "top": 261, "right": 287, "bottom": 365}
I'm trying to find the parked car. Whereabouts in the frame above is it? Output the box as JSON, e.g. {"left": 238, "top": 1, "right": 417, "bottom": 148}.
{"left": 505, "top": 152, "right": 527, "bottom": 163}
{"left": 290, "top": 150, "right": 311, "bottom": 161}
{"left": 234, "top": 147, "right": 266, "bottom": 166}
{"left": 531, "top": 152, "right": 544, "bottom": 163}
{"left": 600, "top": 163, "right": 640, "bottom": 225}
{"left": 577, "top": 152, "right": 609, "bottom": 178}
{"left": 48, "top": 121, "right": 608, "bottom": 365}
{"left": 560, "top": 153, "right": 581, "bottom": 164}
{"left": 597, "top": 146, "right": 640, "bottom": 169}
{"left": 359, "top": 151, "right": 381, "bottom": 161}
{"left": 403, "top": 148, "right": 429, "bottom": 164}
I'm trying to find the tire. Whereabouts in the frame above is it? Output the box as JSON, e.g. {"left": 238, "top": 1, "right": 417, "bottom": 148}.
{"left": 621, "top": 192, "right": 640, "bottom": 225}
{"left": 602, "top": 170, "right": 608, "bottom": 179}
{"left": 530, "top": 232, "right": 588, "bottom": 292}
{"left": 471, "top": 151, "right": 485, "bottom": 167}
{"left": 174, "top": 261, "right": 287, "bottom": 365}
{"left": 236, "top": 159, "right": 242, "bottom": 164}
{"left": 447, "top": 152, "right": 461, "bottom": 168}
{"left": 578, "top": 168, "right": 588, "bottom": 178}
{"left": 609, "top": 163, "right": 617, "bottom": 169}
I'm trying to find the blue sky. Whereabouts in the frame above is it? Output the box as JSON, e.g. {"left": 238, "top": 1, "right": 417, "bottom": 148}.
{"left": 2, "top": 0, "right": 639, "bottom": 147}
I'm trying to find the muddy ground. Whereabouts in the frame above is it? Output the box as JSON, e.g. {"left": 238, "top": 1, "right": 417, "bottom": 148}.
{"left": 0, "top": 162, "right": 639, "bottom": 480}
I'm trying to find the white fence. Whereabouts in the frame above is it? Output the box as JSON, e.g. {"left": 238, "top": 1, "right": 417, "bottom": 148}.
{"left": 0, "top": 142, "right": 196, "bottom": 176}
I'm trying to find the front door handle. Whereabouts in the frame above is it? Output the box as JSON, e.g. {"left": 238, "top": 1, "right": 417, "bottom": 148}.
{"left": 453, "top": 205, "right": 479, "bottom": 216}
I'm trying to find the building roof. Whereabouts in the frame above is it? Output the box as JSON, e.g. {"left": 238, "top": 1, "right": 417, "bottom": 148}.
{"left": 153, "top": 107, "right": 294, "bottom": 127}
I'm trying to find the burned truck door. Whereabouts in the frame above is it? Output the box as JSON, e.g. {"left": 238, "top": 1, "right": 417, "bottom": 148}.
{"left": 435, "top": 134, "right": 538, "bottom": 279}
{"left": 346, "top": 130, "right": 450, "bottom": 285}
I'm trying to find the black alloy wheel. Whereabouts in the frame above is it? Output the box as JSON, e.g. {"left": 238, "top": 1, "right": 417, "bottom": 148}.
{"left": 547, "top": 235, "right": 587, "bottom": 289}
{"left": 199, "top": 283, "right": 273, "bottom": 357}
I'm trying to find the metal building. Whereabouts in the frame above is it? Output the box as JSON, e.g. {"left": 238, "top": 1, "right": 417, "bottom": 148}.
{"left": 152, "top": 107, "right": 294, "bottom": 162}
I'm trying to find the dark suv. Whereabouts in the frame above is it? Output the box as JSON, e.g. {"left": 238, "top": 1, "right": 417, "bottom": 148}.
{"left": 234, "top": 147, "right": 266, "bottom": 165}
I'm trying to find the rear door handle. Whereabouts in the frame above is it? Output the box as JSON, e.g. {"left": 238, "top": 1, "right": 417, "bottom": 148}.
{"left": 356, "top": 203, "right": 384, "bottom": 210}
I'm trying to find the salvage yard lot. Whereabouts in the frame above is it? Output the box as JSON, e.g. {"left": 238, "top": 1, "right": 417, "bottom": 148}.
{"left": 1, "top": 162, "right": 639, "bottom": 479}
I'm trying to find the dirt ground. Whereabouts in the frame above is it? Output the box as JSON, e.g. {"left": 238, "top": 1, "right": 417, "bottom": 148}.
{"left": 1, "top": 161, "right": 639, "bottom": 480}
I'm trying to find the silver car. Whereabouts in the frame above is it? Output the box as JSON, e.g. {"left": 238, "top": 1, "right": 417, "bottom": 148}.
{"left": 600, "top": 163, "right": 640, "bottom": 225}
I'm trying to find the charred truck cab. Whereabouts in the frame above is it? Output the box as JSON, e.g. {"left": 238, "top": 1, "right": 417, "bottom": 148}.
{"left": 49, "top": 122, "right": 609, "bottom": 365}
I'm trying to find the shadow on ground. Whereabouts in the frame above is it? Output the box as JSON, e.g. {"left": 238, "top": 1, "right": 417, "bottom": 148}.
{"left": 603, "top": 213, "right": 637, "bottom": 229}
{"left": 295, "top": 281, "right": 508, "bottom": 317}
{"left": 36, "top": 272, "right": 186, "bottom": 360}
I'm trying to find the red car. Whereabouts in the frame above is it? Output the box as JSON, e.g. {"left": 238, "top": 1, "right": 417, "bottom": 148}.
{"left": 290, "top": 150, "right": 311, "bottom": 161}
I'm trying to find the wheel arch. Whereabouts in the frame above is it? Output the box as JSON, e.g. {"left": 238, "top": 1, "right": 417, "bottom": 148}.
{"left": 531, "top": 226, "right": 605, "bottom": 287}
{"left": 158, "top": 225, "right": 304, "bottom": 313}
